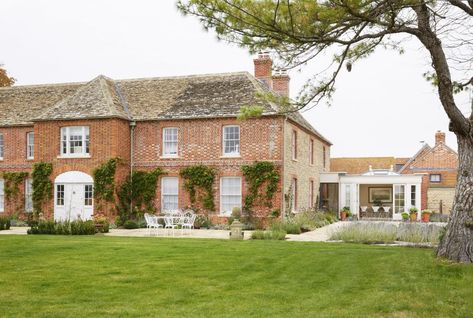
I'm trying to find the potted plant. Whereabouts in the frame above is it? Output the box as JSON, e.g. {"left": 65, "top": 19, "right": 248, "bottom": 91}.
{"left": 421, "top": 209, "right": 432, "bottom": 222}
{"left": 340, "top": 206, "right": 350, "bottom": 221}
{"left": 409, "top": 207, "right": 418, "bottom": 222}
{"left": 401, "top": 212, "right": 409, "bottom": 221}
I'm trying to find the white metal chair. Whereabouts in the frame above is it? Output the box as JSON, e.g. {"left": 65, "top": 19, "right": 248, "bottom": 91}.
{"left": 144, "top": 213, "right": 163, "bottom": 236}
{"left": 180, "top": 213, "right": 196, "bottom": 234}
{"left": 164, "top": 215, "right": 179, "bottom": 236}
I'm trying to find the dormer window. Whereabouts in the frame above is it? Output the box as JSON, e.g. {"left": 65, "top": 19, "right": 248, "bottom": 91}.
{"left": 61, "top": 126, "right": 90, "bottom": 157}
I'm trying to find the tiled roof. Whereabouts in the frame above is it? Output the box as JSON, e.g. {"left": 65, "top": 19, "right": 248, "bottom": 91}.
{"left": 0, "top": 72, "right": 331, "bottom": 144}
{"left": 35, "top": 75, "right": 130, "bottom": 121}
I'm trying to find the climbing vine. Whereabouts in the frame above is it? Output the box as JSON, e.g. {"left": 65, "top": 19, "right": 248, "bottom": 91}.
{"left": 3, "top": 172, "right": 29, "bottom": 202}
{"left": 93, "top": 157, "right": 121, "bottom": 202}
{"left": 116, "top": 168, "right": 165, "bottom": 221}
{"left": 32, "top": 162, "right": 53, "bottom": 215}
{"left": 241, "top": 161, "right": 280, "bottom": 211}
{"left": 180, "top": 165, "right": 216, "bottom": 211}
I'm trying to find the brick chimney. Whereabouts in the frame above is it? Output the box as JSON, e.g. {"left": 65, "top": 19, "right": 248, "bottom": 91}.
{"left": 253, "top": 52, "right": 290, "bottom": 97}
{"left": 435, "top": 130, "right": 445, "bottom": 146}
{"left": 272, "top": 70, "right": 290, "bottom": 97}
{"left": 253, "top": 52, "right": 272, "bottom": 88}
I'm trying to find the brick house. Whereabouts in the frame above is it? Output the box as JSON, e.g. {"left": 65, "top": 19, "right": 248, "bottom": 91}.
{"left": 0, "top": 55, "right": 331, "bottom": 222}
{"left": 326, "top": 131, "right": 457, "bottom": 216}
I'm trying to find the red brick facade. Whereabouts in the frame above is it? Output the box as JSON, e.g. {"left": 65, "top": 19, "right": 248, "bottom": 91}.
{"left": 0, "top": 115, "right": 312, "bottom": 221}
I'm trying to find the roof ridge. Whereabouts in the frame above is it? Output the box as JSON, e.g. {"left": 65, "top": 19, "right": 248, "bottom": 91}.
{"left": 0, "top": 81, "right": 87, "bottom": 90}
{"left": 116, "top": 71, "right": 251, "bottom": 83}
{"left": 97, "top": 76, "right": 123, "bottom": 118}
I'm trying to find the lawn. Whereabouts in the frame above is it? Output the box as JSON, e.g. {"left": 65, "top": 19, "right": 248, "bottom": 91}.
{"left": 0, "top": 236, "right": 472, "bottom": 318}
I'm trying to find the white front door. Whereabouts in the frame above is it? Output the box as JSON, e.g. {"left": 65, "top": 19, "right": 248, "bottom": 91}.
{"left": 54, "top": 171, "right": 94, "bottom": 221}
{"left": 54, "top": 183, "right": 93, "bottom": 221}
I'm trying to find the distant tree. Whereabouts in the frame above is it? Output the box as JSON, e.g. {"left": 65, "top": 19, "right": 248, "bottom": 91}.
{"left": 178, "top": 0, "right": 473, "bottom": 263}
{"left": 0, "top": 64, "right": 16, "bottom": 87}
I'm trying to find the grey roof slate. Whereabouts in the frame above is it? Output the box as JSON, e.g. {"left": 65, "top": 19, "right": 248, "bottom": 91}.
{"left": 0, "top": 72, "right": 331, "bottom": 144}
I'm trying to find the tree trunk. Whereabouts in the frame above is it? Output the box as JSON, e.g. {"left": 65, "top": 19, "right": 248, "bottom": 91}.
{"left": 437, "top": 135, "right": 473, "bottom": 263}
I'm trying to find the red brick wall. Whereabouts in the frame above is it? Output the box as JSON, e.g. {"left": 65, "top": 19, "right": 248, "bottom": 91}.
{"left": 133, "top": 116, "right": 284, "bottom": 218}
{"left": 34, "top": 118, "right": 130, "bottom": 218}
{"left": 0, "top": 126, "right": 34, "bottom": 217}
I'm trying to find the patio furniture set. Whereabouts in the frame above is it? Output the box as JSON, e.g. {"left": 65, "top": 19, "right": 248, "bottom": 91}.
{"left": 144, "top": 210, "right": 197, "bottom": 236}
{"left": 359, "top": 206, "right": 393, "bottom": 219}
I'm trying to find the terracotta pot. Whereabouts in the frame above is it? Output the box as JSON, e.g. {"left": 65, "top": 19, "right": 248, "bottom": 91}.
{"left": 340, "top": 212, "right": 347, "bottom": 221}
{"left": 409, "top": 213, "right": 417, "bottom": 222}
{"left": 421, "top": 213, "right": 430, "bottom": 222}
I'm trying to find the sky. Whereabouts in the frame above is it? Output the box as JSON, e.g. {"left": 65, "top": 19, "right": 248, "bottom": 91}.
{"left": 1, "top": 0, "right": 471, "bottom": 158}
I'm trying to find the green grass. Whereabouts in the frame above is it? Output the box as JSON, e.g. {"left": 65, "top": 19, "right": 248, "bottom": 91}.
{"left": 0, "top": 236, "right": 472, "bottom": 317}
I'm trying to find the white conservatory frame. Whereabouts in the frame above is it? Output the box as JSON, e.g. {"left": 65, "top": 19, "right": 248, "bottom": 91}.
{"left": 320, "top": 172, "right": 423, "bottom": 220}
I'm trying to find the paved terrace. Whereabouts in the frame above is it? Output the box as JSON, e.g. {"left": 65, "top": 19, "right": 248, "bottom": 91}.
{"left": 0, "top": 223, "right": 346, "bottom": 242}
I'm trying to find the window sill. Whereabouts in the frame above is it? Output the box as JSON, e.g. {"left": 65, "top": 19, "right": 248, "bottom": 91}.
{"left": 292, "top": 158, "right": 298, "bottom": 162}
{"left": 220, "top": 155, "right": 241, "bottom": 159}
{"left": 160, "top": 155, "right": 180, "bottom": 159}
{"left": 26, "top": 158, "right": 34, "bottom": 161}
{"left": 57, "top": 154, "right": 91, "bottom": 159}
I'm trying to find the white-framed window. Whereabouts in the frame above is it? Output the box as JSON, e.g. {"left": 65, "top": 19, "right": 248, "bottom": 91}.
{"left": 61, "top": 126, "right": 90, "bottom": 157}
{"left": 0, "top": 179, "right": 4, "bottom": 212}
{"left": 323, "top": 146, "right": 327, "bottom": 168}
{"left": 162, "top": 177, "right": 178, "bottom": 212}
{"left": 430, "top": 174, "right": 441, "bottom": 183}
{"left": 222, "top": 125, "right": 240, "bottom": 156}
{"left": 309, "top": 139, "right": 314, "bottom": 165}
{"left": 0, "top": 133, "right": 4, "bottom": 159}
{"left": 309, "top": 180, "right": 314, "bottom": 208}
{"left": 84, "top": 184, "right": 93, "bottom": 206}
{"left": 394, "top": 185, "right": 405, "bottom": 214}
{"left": 163, "top": 127, "right": 178, "bottom": 157}
{"left": 410, "top": 185, "right": 416, "bottom": 207}
{"left": 344, "top": 184, "right": 351, "bottom": 209}
{"left": 291, "top": 178, "right": 297, "bottom": 211}
{"left": 25, "top": 179, "right": 33, "bottom": 213}
{"left": 56, "top": 184, "right": 65, "bottom": 206}
{"left": 220, "top": 177, "right": 242, "bottom": 215}
{"left": 27, "top": 132, "right": 34, "bottom": 159}
{"left": 291, "top": 130, "right": 297, "bottom": 160}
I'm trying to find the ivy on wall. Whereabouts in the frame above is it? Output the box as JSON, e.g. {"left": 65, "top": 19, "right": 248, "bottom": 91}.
{"left": 93, "top": 157, "right": 121, "bottom": 203}
{"left": 3, "top": 172, "right": 29, "bottom": 202}
{"left": 180, "top": 165, "right": 216, "bottom": 211}
{"left": 116, "top": 168, "right": 165, "bottom": 221}
{"left": 32, "top": 162, "right": 53, "bottom": 215}
{"left": 241, "top": 161, "right": 280, "bottom": 211}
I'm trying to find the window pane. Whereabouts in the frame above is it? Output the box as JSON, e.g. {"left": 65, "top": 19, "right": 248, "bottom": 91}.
{"left": 0, "top": 134, "right": 4, "bottom": 158}
{"left": 394, "top": 185, "right": 405, "bottom": 213}
{"left": 27, "top": 132, "right": 34, "bottom": 159}
{"left": 61, "top": 127, "right": 89, "bottom": 155}
{"left": 25, "top": 179, "right": 33, "bottom": 212}
{"left": 223, "top": 126, "right": 240, "bottom": 155}
{"left": 220, "top": 177, "right": 241, "bottom": 214}
{"left": 163, "top": 128, "right": 178, "bottom": 155}
{"left": 84, "top": 184, "right": 93, "bottom": 206}
{"left": 162, "top": 177, "right": 178, "bottom": 211}
{"left": 56, "top": 184, "right": 64, "bottom": 206}
{"left": 0, "top": 180, "right": 4, "bottom": 212}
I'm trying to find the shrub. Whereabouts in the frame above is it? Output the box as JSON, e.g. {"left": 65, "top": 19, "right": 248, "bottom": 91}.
{"left": 123, "top": 220, "right": 139, "bottom": 229}
{"left": 270, "top": 221, "right": 301, "bottom": 234}
{"left": 330, "top": 222, "right": 446, "bottom": 244}
{"left": 27, "top": 219, "right": 96, "bottom": 235}
{"left": 251, "top": 230, "right": 286, "bottom": 240}
{"left": 430, "top": 213, "right": 449, "bottom": 223}
{"left": 194, "top": 214, "right": 212, "bottom": 229}
{"left": 0, "top": 216, "right": 11, "bottom": 230}
{"left": 330, "top": 222, "right": 397, "bottom": 244}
